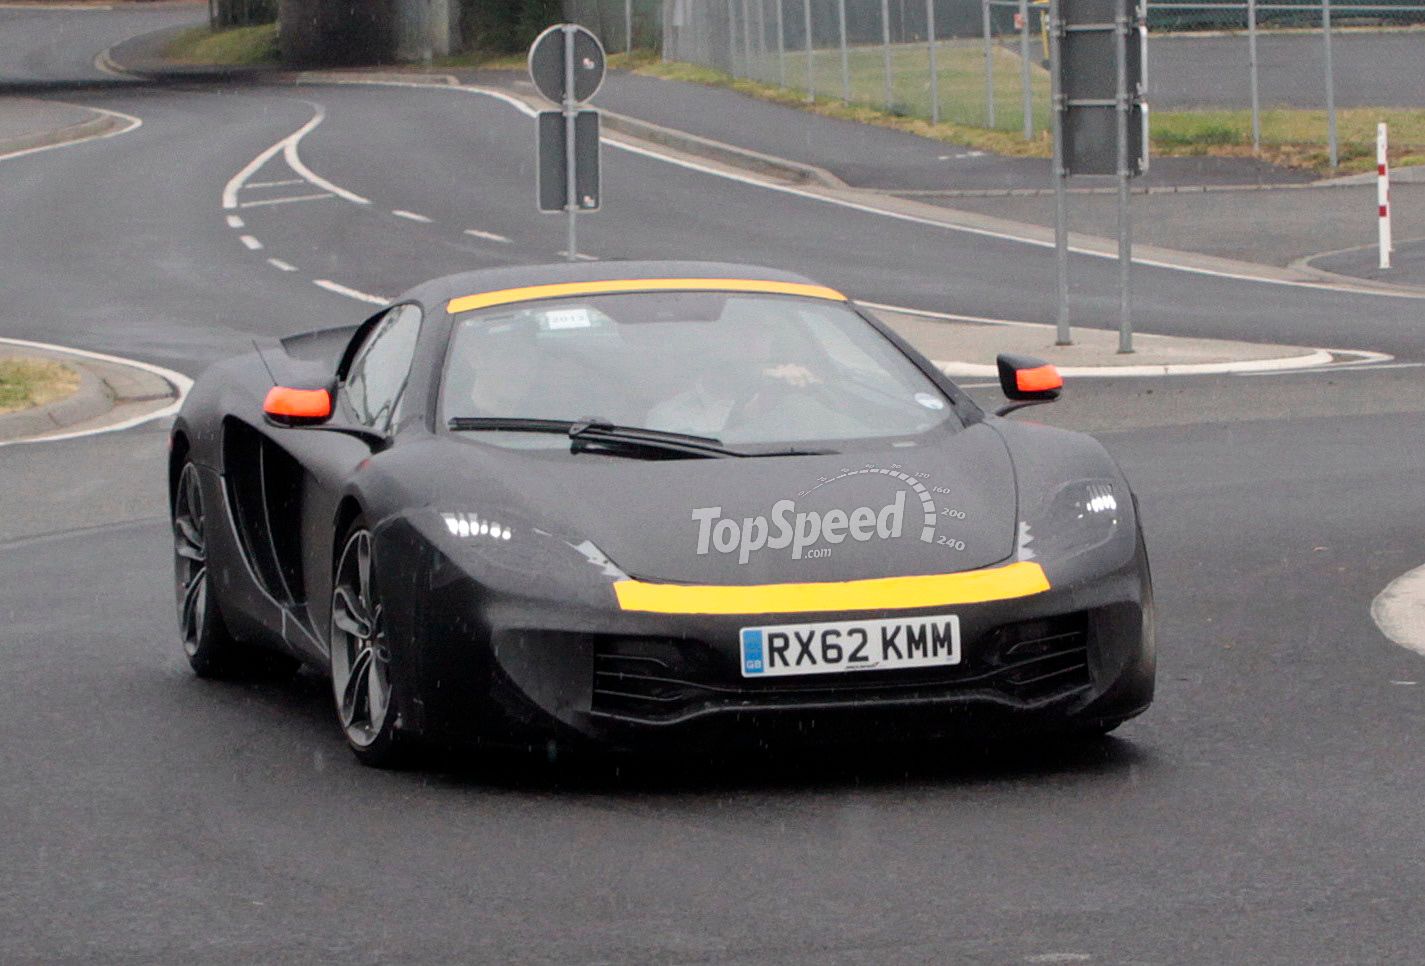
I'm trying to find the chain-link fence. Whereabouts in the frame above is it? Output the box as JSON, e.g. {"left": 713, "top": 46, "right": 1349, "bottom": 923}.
{"left": 565, "top": 0, "right": 667, "bottom": 50}
{"left": 661, "top": 0, "right": 1425, "bottom": 167}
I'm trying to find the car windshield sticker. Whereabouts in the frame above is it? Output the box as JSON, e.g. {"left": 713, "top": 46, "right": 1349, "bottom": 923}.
{"left": 914, "top": 392, "right": 946, "bottom": 410}
{"left": 543, "top": 307, "right": 593, "bottom": 330}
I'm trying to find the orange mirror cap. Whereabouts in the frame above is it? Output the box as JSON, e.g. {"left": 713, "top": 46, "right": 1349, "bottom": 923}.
{"left": 1015, "top": 364, "right": 1063, "bottom": 394}
{"left": 263, "top": 386, "right": 332, "bottom": 421}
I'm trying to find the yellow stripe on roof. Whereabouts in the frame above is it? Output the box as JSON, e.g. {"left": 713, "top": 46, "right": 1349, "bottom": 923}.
{"left": 612, "top": 561, "right": 1050, "bottom": 616}
{"left": 447, "top": 278, "right": 846, "bottom": 315}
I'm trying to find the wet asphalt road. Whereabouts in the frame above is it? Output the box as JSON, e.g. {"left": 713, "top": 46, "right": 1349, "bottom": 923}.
{"left": 3, "top": 5, "right": 1425, "bottom": 963}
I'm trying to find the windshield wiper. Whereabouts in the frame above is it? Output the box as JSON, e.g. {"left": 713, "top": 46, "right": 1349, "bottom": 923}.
{"left": 447, "top": 417, "right": 741, "bottom": 458}
{"left": 446, "top": 417, "right": 835, "bottom": 459}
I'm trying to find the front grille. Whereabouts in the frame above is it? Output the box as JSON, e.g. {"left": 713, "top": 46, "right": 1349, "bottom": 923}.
{"left": 591, "top": 613, "right": 1091, "bottom": 723}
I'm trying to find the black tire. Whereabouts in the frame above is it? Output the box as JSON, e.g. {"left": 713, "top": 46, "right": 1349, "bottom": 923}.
{"left": 173, "top": 461, "right": 300, "bottom": 680}
{"left": 329, "top": 518, "right": 413, "bottom": 768}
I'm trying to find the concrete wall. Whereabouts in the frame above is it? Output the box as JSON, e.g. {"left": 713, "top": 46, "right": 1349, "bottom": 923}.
{"left": 280, "top": 0, "right": 459, "bottom": 67}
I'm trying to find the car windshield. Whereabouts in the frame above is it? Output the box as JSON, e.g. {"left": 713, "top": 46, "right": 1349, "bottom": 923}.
{"left": 441, "top": 291, "right": 959, "bottom": 448}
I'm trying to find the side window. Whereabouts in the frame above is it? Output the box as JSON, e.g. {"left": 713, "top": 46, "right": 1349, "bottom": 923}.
{"left": 339, "top": 304, "right": 423, "bottom": 432}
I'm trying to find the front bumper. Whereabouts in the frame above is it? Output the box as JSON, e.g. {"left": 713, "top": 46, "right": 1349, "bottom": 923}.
{"left": 393, "top": 529, "right": 1154, "bottom": 750}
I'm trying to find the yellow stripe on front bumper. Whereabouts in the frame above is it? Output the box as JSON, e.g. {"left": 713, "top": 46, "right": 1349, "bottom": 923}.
{"left": 447, "top": 278, "right": 846, "bottom": 315}
{"left": 612, "top": 561, "right": 1050, "bottom": 616}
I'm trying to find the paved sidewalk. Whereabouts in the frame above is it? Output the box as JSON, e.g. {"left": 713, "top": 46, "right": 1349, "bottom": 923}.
{"left": 869, "top": 307, "right": 1323, "bottom": 377}
{"left": 0, "top": 97, "right": 117, "bottom": 155}
{"left": 480, "top": 67, "right": 1309, "bottom": 194}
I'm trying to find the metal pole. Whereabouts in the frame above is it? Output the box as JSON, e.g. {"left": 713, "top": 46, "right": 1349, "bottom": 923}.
{"left": 805, "top": 0, "right": 816, "bottom": 99}
{"left": 1050, "top": 0, "right": 1070, "bottom": 344}
{"left": 563, "top": 26, "right": 579, "bottom": 263}
{"left": 729, "top": 0, "right": 740, "bottom": 75}
{"left": 755, "top": 0, "right": 767, "bottom": 81}
{"left": 1378, "top": 122, "right": 1392, "bottom": 269}
{"left": 1115, "top": 1, "right": 1133, "bottom": 353}
{"left": 882, "top": 0, "right": 894, "bottom": 110}
{"left": 837, "top": 0, "right": 850, "bottom": 102}
{"left": 1323, "top": 0, "right": 1338, "bottom": 168}
{"left": 983, "top": 0, "right": 996, "bottom": 128}
{"left": 626, "top": 0, "right": 633, "bottom": 50}
{"left": 1019, "top": 0, "right": 1033, "bottom": 138}
{"left": 1247, "top": 0, "right": 1261, "bottom": 154}
{"left": 926, "top": 0, "right": 939, "bottom": 124}
{"left": 746, "top": 0, "right": 758, "bottom": 79}
{"left": 776, "top": 0, "right": 787, "bottom": 87}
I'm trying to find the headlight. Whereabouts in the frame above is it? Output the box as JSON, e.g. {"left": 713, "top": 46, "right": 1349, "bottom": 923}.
{"left": 1024, "top": 480, "right": 1120, "bottom": 561}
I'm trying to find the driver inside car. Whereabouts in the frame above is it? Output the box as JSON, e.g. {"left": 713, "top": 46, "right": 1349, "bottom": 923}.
{"left": 644, "top": 307, "right": 836, "bottom": 439}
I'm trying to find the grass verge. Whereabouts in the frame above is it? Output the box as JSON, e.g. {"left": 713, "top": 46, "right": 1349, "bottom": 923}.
{"left": 162, "top": 24, "right": 279, "bottom": 67}
{"left": 633, "top": 46, "right": 1425, "bottom": 176}
{"left": 0, "top": 358, "right": 80, "bottom": 416}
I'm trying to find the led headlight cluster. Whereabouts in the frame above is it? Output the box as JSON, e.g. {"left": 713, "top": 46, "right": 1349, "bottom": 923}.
{"left": 441, "top": 512, "right": 513, "bottom": 541}
{"left": 1029, "top": 480, "right": 1120, "bottom": 560}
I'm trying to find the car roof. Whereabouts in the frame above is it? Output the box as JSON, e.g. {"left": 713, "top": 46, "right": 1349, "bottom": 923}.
{"left": 401, "top": 261, "right": 831, "bottom": 314}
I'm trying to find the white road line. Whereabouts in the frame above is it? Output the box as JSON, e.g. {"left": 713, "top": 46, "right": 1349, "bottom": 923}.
{"left": 237, "top": 192, "right": 334, "bottom": 209}
{"left": 239, "top": 235, "right": 263, "bottom": 251}
{"left": 464, "top": 228, "right": 511, "bottom": 243}
{"left": 313, "top": 279, "right": 388, "bottom": 305}
{"left": 0, "top": 104, "right": 142, "bottom": 164}
{"left": 267, "top": 258, "right": 297, "bottom": 272}
{"left": 246, "top": 179, "right": 306, "bottom": 189}
{"left": 225, "top": 215, "right": 244, "bottom": 229}
{"left": 1239, "top": 361, "right": 1423, "bottom": 376}
{"left": 1372, "top": 564, "right": 1425, "bottom": 656}
{"left": 0, "top": 337, "right": 191, "bottom": 448}
{"left": 557, "top": 251, "right": 599, "bottom": 261}
{"left": 222, "top": 102, "right": 370, "bottom": 210}
{"left": 392, "top": 209, "right": 433, "bottom": 223}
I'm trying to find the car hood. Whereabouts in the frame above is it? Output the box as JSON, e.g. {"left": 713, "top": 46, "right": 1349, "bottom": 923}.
{"left": 465, "top": 424, "right": 1018, "bottom": 585}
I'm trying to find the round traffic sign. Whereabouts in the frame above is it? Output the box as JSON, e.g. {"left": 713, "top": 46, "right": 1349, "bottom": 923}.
{"left": 528, "top": 24, "right": 606, "bottom": 106}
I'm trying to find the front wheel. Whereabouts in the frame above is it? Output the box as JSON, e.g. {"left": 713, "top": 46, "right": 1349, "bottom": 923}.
{"left": 173, "top": 461, "right": 243, "bottom": 677}
{"left": 330, "top": 522, "right": 413, "bottom": 768}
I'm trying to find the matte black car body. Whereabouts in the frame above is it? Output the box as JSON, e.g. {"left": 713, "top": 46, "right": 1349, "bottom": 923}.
{"left": 170, "top": 261, "right": 1154, "bottom": 754}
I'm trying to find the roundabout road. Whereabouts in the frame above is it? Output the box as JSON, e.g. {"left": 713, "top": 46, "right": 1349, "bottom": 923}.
{"left": 3, "top": 7, "right": 1425, "bottom": 963}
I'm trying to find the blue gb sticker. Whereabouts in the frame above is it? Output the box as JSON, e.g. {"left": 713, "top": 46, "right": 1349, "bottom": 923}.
{"left": 741, "top": 629, "right": 765, "bottom": 675}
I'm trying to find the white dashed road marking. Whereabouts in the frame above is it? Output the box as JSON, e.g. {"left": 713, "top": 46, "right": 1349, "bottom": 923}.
{"left": 225, "top": 215, "right": 244, "bottom": 229}
{"left": 239, "top": 235, "right": 263, "bottom": 251}
{"left": 464, "top": 228, "right": 511, "bottom": 243}
{"left": 267, "top": 258, "right": 297, "bottom": 272}
{"left": 314, "top": 279, "right": 388, "bottom": 305}
{"left": 392, "top": 209, "right": 433, "bottom": 223}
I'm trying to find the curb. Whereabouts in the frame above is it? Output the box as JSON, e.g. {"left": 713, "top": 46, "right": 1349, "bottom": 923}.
{"left": 0, "top": 339, "right": 188, "bottom": 445}
{"left": 0, "top": 113, "right": 122, "bottom": 159}
{"left": 599, "top": 111, "right": 846, "bottom": 189}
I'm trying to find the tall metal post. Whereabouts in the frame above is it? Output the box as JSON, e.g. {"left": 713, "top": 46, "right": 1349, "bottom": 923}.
{"left": 776, "top": 0, "right": 787, "bottom": 87}
{"left": 727, "top": 0, "right": 738, "bottom": 74}
{"left": 1323, "top": 0, "right": 1338, "bottom": 168}
{"left": 742, "top": 0, "right": 754, "bottom": 78}
{"left": 754, "top": 0, "right": 767, "bottom": 80}
{"left": 881, "top": 0, "right": 894, "bottom": 109}
{"left": 626, "top": 0, "right": 634, "bottom": 51}
{"left": 805, "top": 0, "right": 816, "bottom": 99}
{"left": 1019, "top": 0, "right": 1033, "bottom": 138}
{"left": 1115, "top": 1, "right": 1133, "bottom": 352}
{"left": 1247, "top": 0, "right": 1261, "bottom": 153}
{"left": 983, "top": 0, "right": 996, "bottom": 128}
{"left": 926, "top": 0, "right": 940, "bottom": 124}
{"left": 1049, "top": 0, "right": 1070, "bottom": 345}
{"left": 563, "top": 26, "right": 579, "bottom": 263}
{"left": 837, "top": 0, "right": 850, "bottom": 101}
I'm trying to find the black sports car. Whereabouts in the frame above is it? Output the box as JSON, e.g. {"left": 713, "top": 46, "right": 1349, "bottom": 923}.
{"left": 170, "top": 261, "right": 1154, "bottom": 767}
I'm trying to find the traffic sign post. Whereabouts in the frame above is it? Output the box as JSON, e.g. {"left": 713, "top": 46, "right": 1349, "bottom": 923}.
{"left": 1048, "top": 0, "right": 1146, "bottom": 350}
{"left": 529, "top": 24, "right": 606, "bottom": 262}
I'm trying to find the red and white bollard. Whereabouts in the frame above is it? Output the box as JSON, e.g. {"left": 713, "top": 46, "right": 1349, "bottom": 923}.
{"left": 1378, "top": 122, "right": 1393, "bottom": 270}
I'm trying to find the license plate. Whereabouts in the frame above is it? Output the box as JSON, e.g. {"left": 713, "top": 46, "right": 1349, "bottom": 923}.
{"left": 739, "top": 614, "right": 961, "bottom": 678}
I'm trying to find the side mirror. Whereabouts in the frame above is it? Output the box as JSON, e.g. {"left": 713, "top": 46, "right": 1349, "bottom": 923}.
{"left": 995, "top": 354, "right": 1062, "bottom": 416}
{"left": 263, "top": 386, "right": 333, "bottom": 426}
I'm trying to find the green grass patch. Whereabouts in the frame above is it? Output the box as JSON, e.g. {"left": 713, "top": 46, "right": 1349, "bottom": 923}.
{"left": 639, "top": 44, "right": 1425, "bottom": 175}
{"left": 0, "top": 359, "right": 80, "bottom": 416}
{"left": 163, "top": 24, "right": 279, "bottom": 67}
